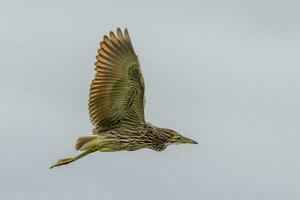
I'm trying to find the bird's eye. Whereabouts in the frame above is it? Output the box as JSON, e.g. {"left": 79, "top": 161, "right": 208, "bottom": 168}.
{"left": 171, "top": 132, "right": 180, "bottom": 139}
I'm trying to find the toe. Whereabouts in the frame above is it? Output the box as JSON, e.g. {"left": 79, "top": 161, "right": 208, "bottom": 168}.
{"left": 50, "top": 158, "right": 73, "bottom": 169}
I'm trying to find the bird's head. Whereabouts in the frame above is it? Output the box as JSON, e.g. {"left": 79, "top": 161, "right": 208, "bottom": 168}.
{"left": 159, "top": 128, "right": 198, "bottom": 146}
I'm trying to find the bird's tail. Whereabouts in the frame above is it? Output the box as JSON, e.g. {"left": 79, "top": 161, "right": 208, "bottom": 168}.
{"left": 75, "top": 136, "right": 97, "bottom": 151}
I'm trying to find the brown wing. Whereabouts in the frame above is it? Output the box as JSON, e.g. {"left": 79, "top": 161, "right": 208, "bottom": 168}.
{"left": 89, "top": 28, "right": 145, "bottom": 131}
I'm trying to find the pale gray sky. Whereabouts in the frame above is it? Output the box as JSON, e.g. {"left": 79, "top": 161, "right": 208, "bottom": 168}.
{"left": 1, "top": 0, "right": 300, "bottom": 199}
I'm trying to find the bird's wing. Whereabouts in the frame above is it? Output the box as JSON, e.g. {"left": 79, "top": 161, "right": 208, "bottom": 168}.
{"left": 89, "top": 28, "right": 145, "bottom": 130}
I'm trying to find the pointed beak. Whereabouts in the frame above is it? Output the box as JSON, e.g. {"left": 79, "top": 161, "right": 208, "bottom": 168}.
{"left": 179, "top": 136, "right": 198, "bottom": 144}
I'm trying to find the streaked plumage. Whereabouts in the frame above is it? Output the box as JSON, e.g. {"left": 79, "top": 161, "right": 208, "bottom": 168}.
{"left": 50, "top": 28, "right": 197, "bottom": 169}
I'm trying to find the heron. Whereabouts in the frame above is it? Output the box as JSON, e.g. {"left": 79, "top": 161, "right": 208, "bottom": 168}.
{"left": 50, "top": 28, "right": 197, "bottom": 169}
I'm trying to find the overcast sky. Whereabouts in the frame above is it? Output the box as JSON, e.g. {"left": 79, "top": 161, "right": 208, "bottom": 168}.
{"left": 1, "top": 0, "right": 299, "bottom": 199}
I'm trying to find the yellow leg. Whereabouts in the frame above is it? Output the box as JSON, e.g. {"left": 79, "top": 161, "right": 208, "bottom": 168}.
{"left": 50, "top": 149, "right": 96, "bottom": 169}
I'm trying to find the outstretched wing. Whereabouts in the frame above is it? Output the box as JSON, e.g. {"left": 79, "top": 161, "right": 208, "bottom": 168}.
{"left": 89, "top": 28, "right": 145, "bottom": 130}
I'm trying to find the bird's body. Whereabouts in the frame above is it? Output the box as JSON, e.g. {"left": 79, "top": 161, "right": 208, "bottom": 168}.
{"left": 77, "top": 123, "right": 170, "bottom": 152}
{"left": 50, "top": 28, "right": 197, "bottom": 169}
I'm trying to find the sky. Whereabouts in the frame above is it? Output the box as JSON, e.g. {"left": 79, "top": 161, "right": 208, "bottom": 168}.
{"left": 0, "top": 0, "right": 299, "bottom": 199}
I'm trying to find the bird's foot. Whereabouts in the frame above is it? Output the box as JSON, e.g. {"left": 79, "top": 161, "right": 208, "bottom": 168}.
{"left": 50, "top": 157, "right": 74, "bottom": 169}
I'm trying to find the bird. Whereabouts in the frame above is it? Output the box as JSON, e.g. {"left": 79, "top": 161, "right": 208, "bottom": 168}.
{"left": 50, "top": 28, "right": 197, "bottom": 169}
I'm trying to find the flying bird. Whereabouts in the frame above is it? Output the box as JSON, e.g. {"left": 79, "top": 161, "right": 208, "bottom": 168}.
{"left": 50, "top": 28, "right": 197, "bottom": 169}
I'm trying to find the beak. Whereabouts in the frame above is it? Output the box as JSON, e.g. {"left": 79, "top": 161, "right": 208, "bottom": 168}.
{"left": 178, "top": 136, "right": 198, "bottom": 144}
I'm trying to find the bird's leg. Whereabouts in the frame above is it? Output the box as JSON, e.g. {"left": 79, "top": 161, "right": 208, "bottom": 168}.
{"left": 50, "top": 149, "right": 96, "bottom": 169}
